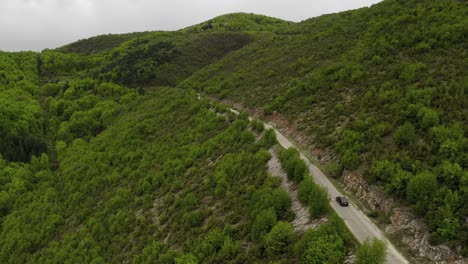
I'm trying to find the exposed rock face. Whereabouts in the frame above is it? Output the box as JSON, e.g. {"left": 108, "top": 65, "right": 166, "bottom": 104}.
{"left": 209, "top": 97, "right": 466, "bottom": 263}
{"left": 343, "top": 169, "right": 466, "bottom": 264}
{"left": 343, "top": 168, "right": 394, "bottom": 213}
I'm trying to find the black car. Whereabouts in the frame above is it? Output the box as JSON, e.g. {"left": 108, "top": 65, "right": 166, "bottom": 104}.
{"left": 336, "top": 196, "right": 349, "bottom": 206}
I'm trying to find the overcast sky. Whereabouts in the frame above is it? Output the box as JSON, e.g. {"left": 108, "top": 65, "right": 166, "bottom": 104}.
{"left": 1, "top": 0, "right": 382, "bottom": 52}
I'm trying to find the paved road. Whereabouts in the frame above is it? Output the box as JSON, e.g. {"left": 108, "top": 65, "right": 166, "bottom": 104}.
{"left": 230, "top": 108, "right": 409, "bottom": 264}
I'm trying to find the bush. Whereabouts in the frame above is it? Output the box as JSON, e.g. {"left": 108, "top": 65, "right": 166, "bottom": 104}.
{"left": 251, "top": 119, "right": 265, "bottom": 133}
{"left": 406, "top": 171, "right": 438, "bottom": 203}
{"left": 279, "top": 147, "right": 308, "bottom": 182}
{"left": 250, "top": 188, "right": 291, "bottom": 220}
{"left": 295, "top": 225, "right": 346, "bottom": 264}
{"left": 251, "top": 209, "right": 277, "bottom": 239}
{"left": 341, "top": 150, "right": 360, "bottom": 171}
{"left": 393, "top": 122, "right": 415, "bottom": 146}
{"left": 298, "top": 177, "right": 330, "bottom": 218}
{"left": 265, "top": 221, "right": 293, "bottom": 257}
{"left": 175, "top": 254, "right": 197, "bottom": 264}
{"left": 260, "top": 128, "right": 277, "bottom": 148}
{"left": 418, "top": 107, "right": 439, "bottom": 129}
{"left": 406, "top": 171, "right": 438, "bottom": 215}
{"left": 355, "top": 239, "right": 386, "bottom": 264}
{"left": 325, "top": 160, "right": 343, "bottom": 178}
{"left": 43, "top": 83, "right": 63, "bottom": 96}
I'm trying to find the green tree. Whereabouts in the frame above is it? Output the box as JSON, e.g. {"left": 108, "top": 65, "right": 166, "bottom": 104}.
{"left": 298, "top": 177, "right": 330, "bottom": 218}
{"left": 295, "top": 226, "right": 346, "bottom": 264}
{"left": 407, "top": 171, "right": 438, "bottom": 215}
{"left": 393, "top": 122, "right": 415, "bottom": 146}
{"left": 435, "top": 161, "right": 463, "bottom": 190}
{"left": 355, "top": 239, "right": 386, "bottom": 264}
{"left": 407, "top": 171, "right": 438, "bottom": 202}
{"left": 265, "top": 221, "right": 293, "bottom": 257}
{"left": 418, "top": 107, "right": 439, "bottom": 129}
{"left": 341, "top": 150, "right": 360, "bottom": 170}
{"left": 325, "top": 160, "right": 343, "bottom": 178}
{"left": 175, "top": 254, "right": 198, "bottom": 264}
{"left": 279, "top": 147, "right": 308, "bottom": 182}
{"left": 251, "top": 209, "right": 277, "bottom": 239}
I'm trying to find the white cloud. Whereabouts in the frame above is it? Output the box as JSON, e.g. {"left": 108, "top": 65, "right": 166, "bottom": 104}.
{"left": 0, "top": 0, "right": 382, "bottom": 51}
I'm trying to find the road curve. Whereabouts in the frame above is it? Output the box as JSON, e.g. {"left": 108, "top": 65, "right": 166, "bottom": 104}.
{"left": 230, "top": 108, "right": 409, "bottom": 264}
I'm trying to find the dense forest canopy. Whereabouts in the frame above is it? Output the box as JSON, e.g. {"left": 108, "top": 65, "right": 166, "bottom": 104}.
{"left": 0, "top": 54, "right": 354, "bottom": 262}
{"left": 0, "top": 52, "right": 46, "bottom": 162}
{"left": 0, "top": 0, "right": 466, "bottom": 262}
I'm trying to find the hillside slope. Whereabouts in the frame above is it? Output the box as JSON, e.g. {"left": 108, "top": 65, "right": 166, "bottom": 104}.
{"left": 1, "top": 0, "right": 466, "bottom": 262}
{"left": 180, "top": 0, "right": 467, "bottom": 258}
{"left": 38, "top": 0, "right": 466, "bottom": 261}
{"left": 0, "top": 84, "right": 316, "bottom": 262}
{"left": 1, "top": 66, "right": 354, "bottom": 262}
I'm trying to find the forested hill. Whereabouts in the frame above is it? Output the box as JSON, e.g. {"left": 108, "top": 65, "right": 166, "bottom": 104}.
{"left": 0, "top": 0, "right": 466, "bottom": 262}
{"left": 184, "top": 0, "right": 467, "bottom": 255}
{"left": 1, "top": 58, "right": 353, "bottom": 263}
{"left": 0, "top": 51, "right": 46, "bottom": 162}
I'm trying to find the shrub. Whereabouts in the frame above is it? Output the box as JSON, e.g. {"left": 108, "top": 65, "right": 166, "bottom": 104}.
{"left": 251, "top": 209, "right": 277, "bottom": 239}
{"left": 325, "top": 160, "right": 343, "bottom": 178}
{"left": 265, "top": 221, "right": 293, "bottom": 257}
{"left": 341, "top": 150, "right": 360, "bottom": 171}
{"left": 295, "top": 225, "right": 346, "bottom": 264}
{"left": 260, "top": 128, "right": 277, "bottom": 148}
{"left": 418, "top": 107, "right": 439, "bottom": 129}
{"left": 298, "top": 177, "right": 330, "bottom": 218}
{"left": 355, "top": 239, "right": 386, "bottom": 264}
{"left": 279, "top": 147, "right": 308, "bottom": 182}
{"left": 393, "top": 122, "right": 415, "bottom": 146}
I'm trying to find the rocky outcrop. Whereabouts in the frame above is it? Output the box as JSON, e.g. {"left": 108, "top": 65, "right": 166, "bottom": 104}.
{"left": 343, "top": 169, "right": 466, "bottom": 264}
{"left": 209, "top": 97, "right": 466, "bottom": 263}
{"left": 342, "top": 168, "right": 394, "bottom": 213}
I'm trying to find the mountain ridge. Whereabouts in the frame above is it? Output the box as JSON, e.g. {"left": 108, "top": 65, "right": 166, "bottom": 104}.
{"left": 0, "top": 0, "right": 466, "bottom": 262}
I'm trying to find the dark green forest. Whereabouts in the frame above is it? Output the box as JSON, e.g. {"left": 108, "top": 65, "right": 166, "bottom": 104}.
{"left": 0, "top": 0, "right": 466, "bottom": 262}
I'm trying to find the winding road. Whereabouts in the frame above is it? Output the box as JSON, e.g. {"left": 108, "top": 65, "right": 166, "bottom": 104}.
{"left": 230, "top": 108, "right": 409, "bottom": 264}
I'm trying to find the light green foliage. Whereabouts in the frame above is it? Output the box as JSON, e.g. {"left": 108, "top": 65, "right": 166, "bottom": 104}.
{"left": 0, "top": 86, "right": 296, "bottom": 263}
{"left": 250, "top": 119, "right": 265, "bottom": 133}
{"left": 41, "top": 49, "right": 100, "bottom": 77}
{"left": 407, "top": 171, "right": 438, "bottom": 215}
{"left": 251, "top": 209, "right": 277, "bottom": 240}
{"left": 407, "top": 171, "right": 438, "bottom": 202}
{"left": 418, "top": 107, "right": 439, "bottom": 129}
{"left": 174, "top": 0, "right": 468, "bottom": 249}
{"left": 325, "top": 160, "right": 343, "bottom": 178}
{"left": 46, "top": 78, "right": 130, "bottom": 142}
{"left": 393, "top": 122, "right": 416, "bottom": 146}
{"left": 356, "top": 239, "right": 386, "bottom": 264}
{"left": 295, "top": 222, "right": 348, "bottom": 264}
{"left": 175, "top": 253, "right": 198, "bottom": 264}
{"left": 0, "top": 52, "right": 46, "bottom": 162}
{"left": 279, "top": 147, "right": 308, "bottom": 182}
{"left": 260, "top": 128, "right": 278, "bottom": 148}
{"left": 250, "top": 188, "right": 291, "bottom": 221}
{"left": 183, "top": 13, "right": 290, "bottom": 33}
{"left": 335, "top": 129, "right": 364, "bottom": 170}
{"left": 278, "top": 147, "right": 331, "bottom": 218}
{"left": 369, "top": 160, "right": 412, "bottom": 197}
{"left": 1, "top": 0, "right": 466, "bottom": 258}
{"left": 265, "top": 221, "right": 294, "bottom": 257}
{"left": 298, "top": 176, "right": 330, "bottom": 218}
